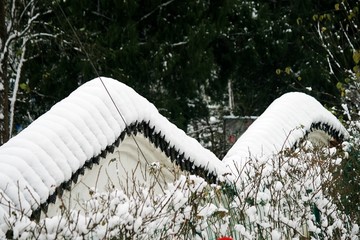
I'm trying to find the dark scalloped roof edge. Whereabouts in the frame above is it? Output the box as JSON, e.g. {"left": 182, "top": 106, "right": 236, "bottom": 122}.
{"left": 293, "top": 121, "right": 347, "bottom": 149}
{"left": 31, "top": 119, "right": 348, "bottom": 220}
{"left": 309, "top": 121, "right": 346, "bottom": 142}
{"left": 30, "top": 120, "right": 221, "bottom": 220}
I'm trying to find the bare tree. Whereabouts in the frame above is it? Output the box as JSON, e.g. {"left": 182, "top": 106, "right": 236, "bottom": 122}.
{"left": 0, "top": 0, "right": 52, "bottom": 145}
{"left": 0, "top": 0, "right": 9, "bottom": 144}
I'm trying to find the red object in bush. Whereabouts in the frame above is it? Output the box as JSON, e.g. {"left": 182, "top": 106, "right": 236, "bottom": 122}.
{"left": 217, "top": 237, "right": 233, "bottom": 240}
{"left": 228, "top": 134, "right": 236, "bottom": 144}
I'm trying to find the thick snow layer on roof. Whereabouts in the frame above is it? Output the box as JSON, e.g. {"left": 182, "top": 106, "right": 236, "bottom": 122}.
{"left": 223, "top": 92, "right": 349, "bottom": 173}
{"left": 0, "top": 78, "right": 349, "bottom": 234}
{"left": 0, "top": 77, "right": 230, "bottom": 229}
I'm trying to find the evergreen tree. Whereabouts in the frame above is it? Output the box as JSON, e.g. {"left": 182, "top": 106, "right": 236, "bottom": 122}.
{"left": 15, "top": 0, "right": 357, "bottom": 149}
{"left": 22, "top": 0, "right": 235, "bottom": 131}
{"left": 223, "top": 0, "right": 345, "bottom": 117}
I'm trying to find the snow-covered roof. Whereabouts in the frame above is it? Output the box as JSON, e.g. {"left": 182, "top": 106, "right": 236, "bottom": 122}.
{"left": 0, "top": 77, "right": 230, "bottom": 227}
{"left": 0, "top": 77, "right": 349, "bottom": 233}
{"left": 223, "top": 92, "right": 349, "bottom": 173}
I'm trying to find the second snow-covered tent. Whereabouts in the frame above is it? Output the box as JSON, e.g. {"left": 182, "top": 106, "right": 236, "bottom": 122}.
{"left": 0, "top": 77, "right": 231, "bottom": 227}
{"left": 223, "top": 92, "right": 349, "bottom": 176}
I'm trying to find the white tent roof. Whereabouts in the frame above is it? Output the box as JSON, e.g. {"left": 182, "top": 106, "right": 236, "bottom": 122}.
{"left": 0, "top": 77, "right": 348, "bottom": 233}
{"left": 223, "top": 92, "right": 349, "bottom": 173}
{"left": 0, "top": 77, "right": 231, "bottom": 228}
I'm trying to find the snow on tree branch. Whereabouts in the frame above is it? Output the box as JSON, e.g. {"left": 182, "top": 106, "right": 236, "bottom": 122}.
{"left": 1, "top": 0, "right": 56, "bottom": 144}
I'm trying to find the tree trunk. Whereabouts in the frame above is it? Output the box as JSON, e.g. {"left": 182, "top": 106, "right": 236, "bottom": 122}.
{"left": 0, "top": 0, "right": 9, "bottom": 145}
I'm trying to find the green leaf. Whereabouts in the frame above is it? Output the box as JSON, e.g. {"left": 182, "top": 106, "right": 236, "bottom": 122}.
{"left": 19, "top": 83, "right": 30, "bottom": 93}
{"left": 335, "top": 3, "right": 340, "bottom": 11}
{"left": 353, "top": 50, "right": 360, "bottom": 64}
{"left": 296, "top": 17, "right": 302, "bottom": 25}
{"left": 285, "top": 67, "right": 291, "bottom": 75}
{"left": 336, "top": 82, "right": 344, "bottom": 92}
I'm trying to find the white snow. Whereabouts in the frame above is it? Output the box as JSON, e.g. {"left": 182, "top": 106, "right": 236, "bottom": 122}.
{"left": 234, "top": 224, "right": 252, "bottom": 239}
{"left": 0, "top": 77, "right": 350, "bottom": 236}
{"left": 245, "top": 206, "right": 257, "bottom": 222}
{"left": 223, "top": 92, "right": 349, "bottom": 175}
{"left": 0, "top": 77, "right": 231, "bottom": 231}
{"left": 274, "top": 181, "right": 283, "bottom": 191}
{"left": 133, "top": 217, "right": 143, "bottom": 232}
{"left": 271, "top": 229, "right": 281, "bottom": 240}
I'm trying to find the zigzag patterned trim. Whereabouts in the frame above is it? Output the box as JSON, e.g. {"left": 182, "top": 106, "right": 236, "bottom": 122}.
{"left": 30, "top": 121, "right": 219, "bottom": 220}
{"left": 292, "top": 121, "right": 347, "bottom": 149}
{"left": 309, "top": 121, "right": 346, "bottom": 142}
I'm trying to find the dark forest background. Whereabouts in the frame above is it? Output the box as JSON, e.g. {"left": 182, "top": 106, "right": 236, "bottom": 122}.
{"left": 1, "top": 0, "right": 360, "bottom": 155}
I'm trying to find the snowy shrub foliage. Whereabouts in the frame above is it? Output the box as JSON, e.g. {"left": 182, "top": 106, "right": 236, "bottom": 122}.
{"left": 229, "top": 142, "right": 358, "bottom": 240}
{"left": 329, "top": 119, "right": 360, "bottom": 226}
{"left": 2, "top": 137, "right": 359, "bottom": 239}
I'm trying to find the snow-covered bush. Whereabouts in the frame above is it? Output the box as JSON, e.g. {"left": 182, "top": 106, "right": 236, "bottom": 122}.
{"left": 328, "top": 120, "right": 360, "bottom": 226}
{"left": 227, "top": 141, "right": 358, "bottom": 239}
{"left": 3, "top": 174, "right": 231, "bottom": 240}
{"left": 2, "top": 142, "right": 359, "bottom": 239}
